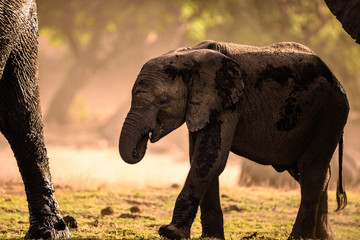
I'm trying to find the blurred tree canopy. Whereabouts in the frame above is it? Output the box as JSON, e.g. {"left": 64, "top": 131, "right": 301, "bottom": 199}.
{"left": 37, "top": 0, "right": 360, "bottom": 124}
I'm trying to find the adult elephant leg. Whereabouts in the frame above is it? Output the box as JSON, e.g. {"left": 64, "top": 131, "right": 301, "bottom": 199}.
{"left": 0, "top": 44, "right": 70, "bottom": 240}
{"left": 188, "top": 132, "right": 225, "bottom": 239}
{"left": 159, "top": 110, "right": 239, "bottom": 239}
{"left": 2, "top": 123, "right": 70, "bottom": 239}
{"left": 315, "top": 167, "right": 333, "bottom": 240}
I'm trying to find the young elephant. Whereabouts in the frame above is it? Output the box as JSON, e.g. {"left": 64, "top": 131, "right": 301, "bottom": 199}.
{"left": 0, "top": 1, "right": 70, "bottom": 239}
{"left": 119, "top": 40, "right": 349, "bottom": 239}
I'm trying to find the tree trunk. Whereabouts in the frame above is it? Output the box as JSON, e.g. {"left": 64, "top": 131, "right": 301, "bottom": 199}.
{"left": 45, "top": 65, "right": 91, "bottom": 124}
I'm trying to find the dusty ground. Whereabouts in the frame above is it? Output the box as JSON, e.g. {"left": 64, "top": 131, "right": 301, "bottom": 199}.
{"left": 0, "top": 123, "right": 240, "bottom": 192}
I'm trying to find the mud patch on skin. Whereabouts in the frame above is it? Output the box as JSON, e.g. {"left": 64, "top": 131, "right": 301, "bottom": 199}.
{"left": 214, "top": 58, "right": 243, "bottom": 110}
{"left": 172, "top": 194, "right": 200, "bottom": 228}
{"left": 275, "top": 76, "right": 330, "bottom": 132}
{"left": 256, "top": 58, "right": 335, "bottom": 91}
{"left": 276, "top": 96, "right": 302, "bottom": 131}
{"left": 256, "top": 64, "right": 294, "bottom": 90}
{"left": 194, "top": 111, "right": 222, "bottom": 179}
{"left": 164, "top": 61, "right": 200, "bottom": 83}
{"left": 271, "top": 59, "right": 334, "bottom": 132}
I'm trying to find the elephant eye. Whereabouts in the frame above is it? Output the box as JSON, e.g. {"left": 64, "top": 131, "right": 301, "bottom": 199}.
{"left": 157, "top": 95, "right": 169, "bottom": 105}
{"left": 134, "top": 89, "right": 147, "bottom": 95}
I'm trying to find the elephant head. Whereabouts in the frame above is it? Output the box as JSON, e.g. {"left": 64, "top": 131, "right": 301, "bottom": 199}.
{"left": 119, "top": 48, "right": 245, "bottom": 164}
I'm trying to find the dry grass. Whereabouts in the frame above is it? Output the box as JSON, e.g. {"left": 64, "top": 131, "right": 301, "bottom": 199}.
{"left": 1, "top": 120, "right": 359, "bottom": 239}
{"left": 1, "top": 185, "right": 359, "bottom": 240}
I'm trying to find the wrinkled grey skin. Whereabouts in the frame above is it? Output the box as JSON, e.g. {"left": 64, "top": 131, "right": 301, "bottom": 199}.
{"left": 325, "top": 0, "right": 360, "bottom": 44}
{"left": 120, "top": 40, "right": 349, "bottom": 240}
{"left": 0, "top": 1, "right": 70, "bottom": 239}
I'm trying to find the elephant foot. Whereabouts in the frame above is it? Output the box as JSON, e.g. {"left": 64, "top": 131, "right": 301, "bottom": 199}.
{"left": 315, "top": 227, "right": 333, "bottom": 240}
{"left": 158, "top": 224, "right": 190, "bottom": 240}
{"left": 200, "top": 213, "right": 224, "bottom": 239}
{"left": 288, "top": 233, "right": 319, "bottom": 240}
{"left": 201, "top": 231, "right": 225, "bottom": 240}
{"left": 315, "top": 215, "right": 333, "bottom": 240}
{"left": 201, "top": 223, "right": 224, "bottom": 239}
{"left": 25, "top": 217, "right": 71, "bottom": 239}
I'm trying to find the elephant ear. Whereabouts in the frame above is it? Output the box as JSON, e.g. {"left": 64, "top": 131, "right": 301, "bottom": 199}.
{"left": 325, "top": 0, "right": 360, "bottom": 44}
{"left": 185, "top": 50, "right": 245, "bottom": 132}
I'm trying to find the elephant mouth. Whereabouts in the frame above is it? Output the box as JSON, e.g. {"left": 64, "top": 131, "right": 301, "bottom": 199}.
{"left": 149, "top": 121, "right": 164, "bottom": 143}
{"left": 133, "top": 122, "right": 162, "bottom": 161}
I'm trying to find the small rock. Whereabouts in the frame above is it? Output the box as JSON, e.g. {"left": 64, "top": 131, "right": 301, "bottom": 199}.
{"left": 91, "top": 219, "right": 99, "bottom": 227}
{"left": 223, "top": 205, "right": 244, "bottom": 213}
{"left": 101, "top": 206, "right": 114, "bottom": 216}
{"left": 171, "top": 183, "right": 180, "bottom": 189}
{"left": 63, "top": 215, "right": 78, "bottom": 229}
{"left": 130, "top": 206, "right": 141, "bottom": 213}
{"left": 221, "top": 194, "right": 229, "bottom": 198}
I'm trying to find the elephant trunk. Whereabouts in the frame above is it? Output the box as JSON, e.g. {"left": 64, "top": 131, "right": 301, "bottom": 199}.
{"left": 119, "top": 111, "right": 152, "bottom": 164}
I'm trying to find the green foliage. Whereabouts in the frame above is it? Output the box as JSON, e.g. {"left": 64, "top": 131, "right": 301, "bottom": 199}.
{"left": 1, "top": 187, "right": 360, "bottom": 239}
{"left": 180, "top": 0, "right": 199, "bottom": 21}
{"left": 106, "top": 21, "right": 117, "bottom": 33}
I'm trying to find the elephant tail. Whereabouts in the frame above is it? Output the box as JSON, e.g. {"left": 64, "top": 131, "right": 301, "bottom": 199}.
{"left": 336, "top": 131, "right": 347, "bottom": 211}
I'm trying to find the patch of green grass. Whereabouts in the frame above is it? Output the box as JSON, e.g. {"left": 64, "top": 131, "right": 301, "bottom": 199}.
{"left": 0, "top": 187, "right": 359, "bottom": 239}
